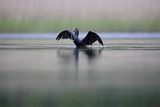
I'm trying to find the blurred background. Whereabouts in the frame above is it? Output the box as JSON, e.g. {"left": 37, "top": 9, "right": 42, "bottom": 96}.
{"left": 0, "top": 1, "right": 160, "bottom": 107}
{"left": 0, "top": 0, "right": 160, "bottom": 32}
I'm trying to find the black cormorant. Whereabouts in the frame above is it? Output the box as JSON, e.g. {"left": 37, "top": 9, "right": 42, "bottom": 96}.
{"left": 56, "top": 28, "right": 104, "bottom": 48}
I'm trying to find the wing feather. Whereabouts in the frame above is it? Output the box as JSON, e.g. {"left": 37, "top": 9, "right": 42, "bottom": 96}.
{"left": 56, "top": 30, "right": 75, "bottom": 41}
{"left": 82, "top": 31, "right": 103, "bottom": 46}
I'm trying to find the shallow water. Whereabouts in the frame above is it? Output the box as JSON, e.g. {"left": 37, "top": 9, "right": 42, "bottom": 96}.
{"left": 0, "top": 42, "right": 160, "bottom": 107}
{"left": 0, "top": 32, "right": 160, "bottom": 39}
{"left": 0, "top": 32, "right": 160, "bottom": 107}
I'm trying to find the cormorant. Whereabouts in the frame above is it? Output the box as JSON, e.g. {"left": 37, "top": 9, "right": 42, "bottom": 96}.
{"left": 56, "top": 28, "right": 104, "bottom": 48}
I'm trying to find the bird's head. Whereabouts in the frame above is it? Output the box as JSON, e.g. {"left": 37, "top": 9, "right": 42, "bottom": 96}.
{"left": 73, "top": 28, "right": 79, "bottom": 36}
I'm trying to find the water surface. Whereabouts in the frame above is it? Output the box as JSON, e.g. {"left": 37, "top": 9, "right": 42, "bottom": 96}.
{"left": 0, "top": 32, "right": 160, "bottom": 39}
{"left": 0, "top": 33, "right": 160, "bottom": 107}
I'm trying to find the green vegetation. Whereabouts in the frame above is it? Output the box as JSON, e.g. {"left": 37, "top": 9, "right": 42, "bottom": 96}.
{"left": 0, "top": 18, "right": 160, "bottom": 32}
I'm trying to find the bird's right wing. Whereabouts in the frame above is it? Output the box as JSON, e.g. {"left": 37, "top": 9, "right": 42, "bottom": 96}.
{"left": 56, "top": 30, "right": 75, "bottom": 41}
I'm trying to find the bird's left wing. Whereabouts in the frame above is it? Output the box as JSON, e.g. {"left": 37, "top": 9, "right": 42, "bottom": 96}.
{"left": 82, "top": 31, "right": 104, "bottom": 46}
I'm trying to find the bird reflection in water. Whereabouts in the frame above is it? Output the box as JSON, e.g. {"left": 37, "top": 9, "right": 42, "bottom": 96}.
{"left": 56, "top": 47, "right": 103, "bottom": 82}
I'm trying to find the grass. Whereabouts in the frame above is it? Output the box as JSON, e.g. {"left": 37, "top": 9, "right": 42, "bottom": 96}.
{"left": 0, "top": 18, "right": 160, "bottom": 32}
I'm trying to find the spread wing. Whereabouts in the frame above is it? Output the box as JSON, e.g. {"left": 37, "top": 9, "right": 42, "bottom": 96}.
{"left": 82, "top": 31, "right": 104, "bottom": 46}
{"left": 56, "top": 30, "right": 76, "bottom": 41}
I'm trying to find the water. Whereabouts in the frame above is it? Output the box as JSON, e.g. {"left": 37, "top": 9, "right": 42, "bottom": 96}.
{"left": 0, "top": 33, "right": 160, "bottom": 107}
{"left": 0, "top": 32, "right": 160, "bottom": 39}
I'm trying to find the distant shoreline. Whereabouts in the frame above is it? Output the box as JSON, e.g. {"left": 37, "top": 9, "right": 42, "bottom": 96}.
{"left": 0, "top": 19, "right": 160, "bottom": 32}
